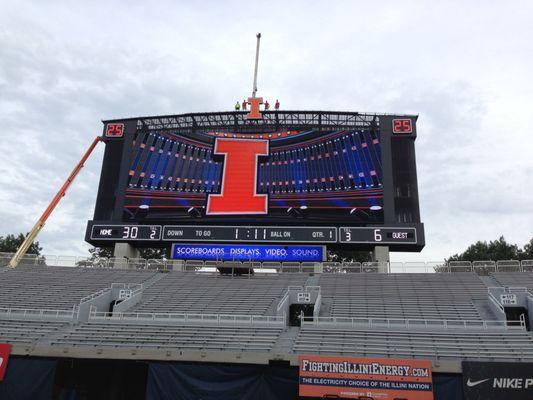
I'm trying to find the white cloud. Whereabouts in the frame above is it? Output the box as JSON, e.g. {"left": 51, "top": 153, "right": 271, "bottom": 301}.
{"left": 0, "top": 0, "right": 532, "bottom": 261}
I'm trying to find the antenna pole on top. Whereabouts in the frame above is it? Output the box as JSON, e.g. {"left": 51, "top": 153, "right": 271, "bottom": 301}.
{"left": 252, "top": 33, "right": 261, "bottom": 98}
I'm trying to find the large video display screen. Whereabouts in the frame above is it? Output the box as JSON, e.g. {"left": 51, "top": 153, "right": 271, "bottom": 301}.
{"left": 122, "top": 128, "right": 383, "bottom": 224}
{"left": 87, "top": 112, "right": 424, "bottom": 251}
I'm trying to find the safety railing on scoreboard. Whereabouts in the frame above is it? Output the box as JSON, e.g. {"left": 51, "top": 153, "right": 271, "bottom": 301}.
{"left": 300, "top": 316, "right": 526, "bottom": 331}
{"left": 1, "top": 252, "right": 532, "bottom": 274}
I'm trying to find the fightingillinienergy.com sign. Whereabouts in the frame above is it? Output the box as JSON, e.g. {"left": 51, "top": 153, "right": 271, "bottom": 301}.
{"left": 299, "top": 355, "right": 434, "bottom": 400}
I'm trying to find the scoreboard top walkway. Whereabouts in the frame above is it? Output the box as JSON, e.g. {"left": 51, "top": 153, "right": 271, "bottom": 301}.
{"left": 103, "top": 111, "right": 418, "bottom": 134}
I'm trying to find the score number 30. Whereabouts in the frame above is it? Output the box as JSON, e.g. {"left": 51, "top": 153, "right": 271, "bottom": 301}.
{"left": 122, "top": 226, "right": 158, "bottom": 239}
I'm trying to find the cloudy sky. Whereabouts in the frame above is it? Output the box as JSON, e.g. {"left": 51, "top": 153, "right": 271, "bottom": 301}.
{"left": 1, "top": 0, "right": 532, "bottom": 261}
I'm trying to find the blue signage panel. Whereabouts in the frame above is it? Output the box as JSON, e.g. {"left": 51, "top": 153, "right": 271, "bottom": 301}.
{"left": 172, "top": 244, "right": 323, "bottom": 262}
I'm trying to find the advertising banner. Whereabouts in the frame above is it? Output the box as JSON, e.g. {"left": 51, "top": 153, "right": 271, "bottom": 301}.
{"left": 299, "top": 355, "right": 434, "bottom": 399}
{"left": 172, "top": 244, "right": 323, "bottom": 262}
{"left": 0, "top": 343, "right": 12, "bottom": 381}
{"left": 462, "top": 361, "right": 533, "bottom": 400}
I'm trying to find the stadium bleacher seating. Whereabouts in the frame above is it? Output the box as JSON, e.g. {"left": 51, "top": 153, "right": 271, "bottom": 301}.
{"left": 131, "top": 272, "right": 308, "bottom": 315}
{"left": 1, "top": 261, "right": 533, "bottom": 368}
{"left": 317, "top": 273, "right": 487, "bottom": 320}
{"left": 0, "top": 266, "right": 156, "bottom": 310}
{"left": 492, "top": 271, "right": 533, "bottom": 292}
{"left": 50, "top": 321, "right": 283, "bottom": 353}
{"left": 294, "top": 326, "right": 533, "bottom": 361}
{"left": 0, "top": 320, "right": 68, "bottom": 345}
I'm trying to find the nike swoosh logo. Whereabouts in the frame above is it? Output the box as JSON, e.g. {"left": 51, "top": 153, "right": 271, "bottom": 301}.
{"left": 467, "top": 378, "right": 490, "bottom": 387}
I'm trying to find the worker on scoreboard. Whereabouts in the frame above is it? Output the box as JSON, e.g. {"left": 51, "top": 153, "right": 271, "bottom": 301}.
{"left": 264, "top": 100, "right": 270, "bottom": 110}
{"left": 234, "top": 101, "right": 240, "bottom": 111}
{"left": 242, "top": 100, "right": 248, "bottom": 110}
{"left": 275, "top": 99, "right": 280, "bottom": 110}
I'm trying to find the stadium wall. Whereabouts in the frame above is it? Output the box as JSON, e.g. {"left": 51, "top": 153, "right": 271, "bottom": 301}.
{"left": 0, "top": 357, "right": 464, "bottom": 400}
{"left": 146, "top": 362, "right": 464, "bottom": 400}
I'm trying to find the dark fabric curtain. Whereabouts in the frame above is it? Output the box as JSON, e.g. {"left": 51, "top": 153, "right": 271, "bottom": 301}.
{"left": 147, "top": 362, "right": 298, "bottom": 400}
{"left": 434, "top": 373, "right": 464, "bottom": 400}
{"left": 0, "top": 357, "right": 57, "bottom": 400}
{"left": 0, "top": 357, "right": 464, "bottom": 400}
{"left": 147, "top": 362, "right": 464, "bottom": 400}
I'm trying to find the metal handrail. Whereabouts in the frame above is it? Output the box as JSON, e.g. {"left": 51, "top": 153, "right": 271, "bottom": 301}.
{"left": 0, "top": 306, "right": 76, "bottom": 320}
{"left": 79, "top": 287, "right": 111, "bottom": 304}
{"left": 89, "top": 309, "right": 285, "bottom": 326}
{"left": 507, "top": 287, "right": 529, "bottom": 293}
{"left": 2, "top": 252, "right": 533, "bottom": 274}
{"left": 487, "top": 292, "right": 505, "bottom": 314}
{"left": 302, "top": 316, "right": 524, "bottom": 331}
{"left": 488, "top": 286, "right": 530, "bottom": 295}
{"left": 276, "top": 290, "right": 290, "bottom": 312}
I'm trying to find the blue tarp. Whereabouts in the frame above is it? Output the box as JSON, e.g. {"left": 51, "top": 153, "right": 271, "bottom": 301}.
{"left": 147, "top": 362, "right": 463, "bottom": 400}
{"left": 147, "top": 362, "right": 298, "bottom": 400}
{"left": 434, "top": 373, "right": 464, "bottom": 400}
{"left": 0, "top": 357, "right": 57, "bottom": 400}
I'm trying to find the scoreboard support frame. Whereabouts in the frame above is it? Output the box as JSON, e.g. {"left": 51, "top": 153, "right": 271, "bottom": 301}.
{"left": 380, "top": 116, "right": 396, "bottom": 224}
{"left": 113, "top": 242, "right": 140, "bottom": 261}
{"left": 372, "top": 246, "right": 390, "bottom": 272}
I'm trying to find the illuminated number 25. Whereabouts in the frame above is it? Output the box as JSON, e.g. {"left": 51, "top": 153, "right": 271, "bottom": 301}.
{"left": 105, "top": 123, "right": 124, "bottom": 138}
{"left": 392, "top": 119, "right": 412, "bottom": 134}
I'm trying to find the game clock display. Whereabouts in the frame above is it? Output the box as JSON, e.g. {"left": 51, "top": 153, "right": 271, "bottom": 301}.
{"left": 392, "top": 118, "right": 413, "bottom": 134}
{"left": 162, "top": 226, "right": 337, "bottom": 243}
{"left": 105, "top": 123, "right": 124, "bottom": 138}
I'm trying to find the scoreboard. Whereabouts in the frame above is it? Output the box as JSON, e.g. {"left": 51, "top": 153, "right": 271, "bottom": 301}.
{"left": 338, "top": 227, "right": 418, "bottom": 245}
{"left": 162, "top": 226, "right": 337, "bottom": 243}
{"left": 86, "top": 111, "right": 424, "bottom": 252}
{"left": 90, "top": 224, "right": 337, "bottom": 243}
{"left": 87, "top": 222, "right": 423, "bottom": 251}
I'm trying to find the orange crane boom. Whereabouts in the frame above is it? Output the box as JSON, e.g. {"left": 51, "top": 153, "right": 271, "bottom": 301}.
{"left": 8, "top": 136, "right": 102, "bottom": 268}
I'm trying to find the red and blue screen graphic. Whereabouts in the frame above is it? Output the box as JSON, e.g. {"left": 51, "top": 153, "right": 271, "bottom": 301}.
{"left": 123, "top": 129, "right": 383, "bottom": 223}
